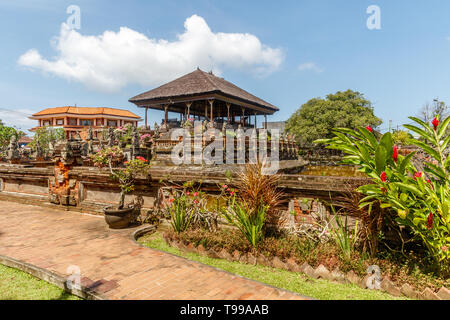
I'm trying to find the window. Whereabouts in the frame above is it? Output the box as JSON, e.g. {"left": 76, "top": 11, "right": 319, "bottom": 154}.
{"left": 96, "top": 119, "right": 103, "bottom": 126}
{"left": 80, "top": 119, "right": 92, "bottom": 126}
{"left": 56, "top": 119, "right": 64, "bottom": 125}
{"left": 68, "top": 118, "right": 77, "bottom": 125}
{"left": 42, "top": 120, "right": 51, "bottom": 126}
{"left": 107, "top": 120, "right": 117, "bottom": 127}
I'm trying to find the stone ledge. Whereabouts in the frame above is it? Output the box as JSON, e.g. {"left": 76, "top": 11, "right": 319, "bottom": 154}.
{"left": 0, "top": 254, "right": 106, "bottom": 300}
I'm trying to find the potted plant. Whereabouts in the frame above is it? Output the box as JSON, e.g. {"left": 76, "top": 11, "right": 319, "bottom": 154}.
{"left": 90, "top": 146, "right": 150, "bottom": 228}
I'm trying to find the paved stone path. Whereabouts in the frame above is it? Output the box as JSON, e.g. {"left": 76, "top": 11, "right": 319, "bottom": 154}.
{"left": 0, "top": 201, "right": 305, "bottom": 300}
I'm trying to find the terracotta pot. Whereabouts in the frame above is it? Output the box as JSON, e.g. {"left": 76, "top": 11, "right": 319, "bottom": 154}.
{"left": 103, "top": 205, "right": 135, "bottom": 229}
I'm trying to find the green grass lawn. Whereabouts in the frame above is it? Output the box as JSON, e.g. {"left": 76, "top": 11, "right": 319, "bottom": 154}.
{"left": 0, "top": 264, "right": 81, "bottom": 300}
{"left": 138, "top": 231, "right": 408, "bottom": 300}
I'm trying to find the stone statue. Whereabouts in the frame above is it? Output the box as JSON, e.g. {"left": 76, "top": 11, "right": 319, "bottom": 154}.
{"left": 131, "top": 126, "right": 140, "bottom": 158}
{"left": 107, "top": 127, "right": 115, "bottom": 147}
{"left": 85, "top": 127, "right": 94, "bottom": 155}
{"left": 48, "top": 141, "right": 55, "bottom": 158}
{"left": 6, "top": 135, "right": 19, "bottom": 161}
{"left": 60, "top": 141, "right": 72, "bottom": 165}
{"left": 153, "top": 122, "right": 161, "bottom": 140}
{"left": 34, "top": 139, "right": 43, "bottom": 159}
{"left": 87, "top": 126, "right": 93, "bottom": 141}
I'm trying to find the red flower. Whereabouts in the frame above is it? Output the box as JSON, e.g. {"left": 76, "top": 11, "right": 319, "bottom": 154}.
{"left": 366, "top": 126, "right": 373, "bottom": 133}
{"left": 413, "top": 171, "right": 422, "bottom": 180}
{"left": 380, "top": 171, "right": 387, "bottom": 182}
{"left": 193, "top": 192, "right": 199, "bottom": 197}
{"left": 432, "top": 117, "right": 439, "bottom": 131}
{"left": 193, "top": 199, "right": 199, "bottom": 204}
{"left": 427, "top": 212, "right": 433, "bottom": 230}
{"left": 186, "top": 191, "right": 190, "bottom": 196}
{"left": 230, "top": 191, "right": 235, "bottom": 196}
{"left": 222, "top": 184, "right": 228, "bottom": 189}
{"left": 393, "top": 145, "right": 398, "bottom": 163}
{"left": 136, "top": 156, "right": 148, "bottom": 162}
{"left": 169, "top": 198, "right": 175, "bottom": 203}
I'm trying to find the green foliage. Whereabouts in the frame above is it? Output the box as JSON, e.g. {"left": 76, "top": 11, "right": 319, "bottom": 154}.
{"left": 165, "top": 186, "right": 218, "bottom": 233}
{"left": 221, "top": 197, "right": 268, "bottom": 247}
{"left": 168, "top": 194, "right": 194, "bottom": 234}
{"left": 115, "top": 123, "right": 139, "bottom": 144}
{"left": 330, "top": 208, "right": 359, "bottom": 261}
{"left": 392, "top": 130, "right": 413, "bottom": 145}
{"left": 286, "top": 90, "right": 382, "bottom": 146}
{"left": 0, "top": 124, "right": 25, "bottom": 155}
{"left": 29, "top": 126, "right": 65, "bottom": 152}
{"left": 316, "top": 115, "right": 450, "bottom": 268}
{"left": 90, "top": 146, "right": 150, "bottom": 208}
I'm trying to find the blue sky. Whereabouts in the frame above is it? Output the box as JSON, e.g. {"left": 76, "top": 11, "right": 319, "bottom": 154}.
{"left": 1, "top": 0, "right": 450, "bottom": 133}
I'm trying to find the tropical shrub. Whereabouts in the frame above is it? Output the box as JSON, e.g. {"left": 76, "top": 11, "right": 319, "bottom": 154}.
{"left": 90, "top": 146, "right": 150, "bottom": 209}
{"left": 234, "top": 162, "right": 285, "bottom": 232}
{"left": 222, "top": 196, "right": 268, "bottom": 247}
{"left": 166, "top": 185, "right": 218, "bottom": 233}
{"left": 329, "top": 205, "right": 359, "bottom": 261}
{"left": 168, "top": 195, "right": 194, "bottom": 234}
{"left": 316, "top": 116, "right": 450, "bottom": 269}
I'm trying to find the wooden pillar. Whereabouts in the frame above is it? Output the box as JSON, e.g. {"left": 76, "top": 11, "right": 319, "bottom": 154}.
{"left": 241, "top": 107, "right": 245, "bottom": 127}
{"left": 264, "top": 114, "right": 267, "bottom": 129}
{"left": 208, "top": 100, "right": 214, "bottom": 122}
{"left": 186, "top": 102, "right": 192, "bottom": 120}
{"left": 205, "top": 101, "right": 208, "bottom": 119}
{"left": 164, "top": 105, "right": 168, "bottom": 125}
{"left": 254, "top": 112, "right": 257, "bottom": 129}
{"left": 226, "top": 103, "right": 231, "bottom": 124}
{"left": 145, "top": 107, "right": 148, "bottom": 129}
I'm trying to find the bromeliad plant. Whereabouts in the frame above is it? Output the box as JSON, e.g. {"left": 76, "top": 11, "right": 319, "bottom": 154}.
{"left": 166, "top": 183, "right": 218, "bottom": 233}
{"left": 90, "top": 146, "right": 150, "bottom": 209}
{"left": 316, "top": 116, "right": 450, "bottom": 267}
{"left": 221, "top": 195, "right": 268, "bottom": 247}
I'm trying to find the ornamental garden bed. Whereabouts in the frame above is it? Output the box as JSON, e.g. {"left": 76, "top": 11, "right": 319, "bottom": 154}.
{"left": 162, "top": 228, "right": 450, "bottom": 300}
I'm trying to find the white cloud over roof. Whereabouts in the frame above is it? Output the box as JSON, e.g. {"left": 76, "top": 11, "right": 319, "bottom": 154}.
{"left": 18, "top": 15, "right": 284, "bottom": 93}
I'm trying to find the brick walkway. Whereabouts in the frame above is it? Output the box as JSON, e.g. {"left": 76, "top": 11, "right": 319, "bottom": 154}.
{"left": 0, "top": 201, "right": 305, "bottom": 300}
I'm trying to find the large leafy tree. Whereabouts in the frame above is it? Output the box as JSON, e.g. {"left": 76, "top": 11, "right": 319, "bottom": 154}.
{"left": 285, "top": 90, "right": 382, "bottom": 146}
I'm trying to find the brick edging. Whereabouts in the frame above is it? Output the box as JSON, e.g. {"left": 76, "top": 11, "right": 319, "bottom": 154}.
{"left": 160, "top": 234, "right": 450, "bottom": 301}
{"left": 0, "top": 254, "right": 106, "bottom": 300}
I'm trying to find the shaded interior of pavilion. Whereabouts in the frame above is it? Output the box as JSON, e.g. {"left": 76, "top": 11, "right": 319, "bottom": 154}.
{"left": 142, "top": 99, "right": 272, "bottom": 130}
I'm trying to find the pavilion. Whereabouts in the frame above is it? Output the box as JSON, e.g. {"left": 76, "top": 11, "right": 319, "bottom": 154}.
{"left": 129, "top": 68, "right": 279, "bottom": 129}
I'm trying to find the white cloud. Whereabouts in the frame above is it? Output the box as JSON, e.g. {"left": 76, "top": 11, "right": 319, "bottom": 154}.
{"left": 297, "top": 62, "right": 323, "bottom": 73}
{"left": 18, "top": 15, "right": 284, "bottom": 92}
{"left": 0, "top": 108, "right": 36, "bottom": 132}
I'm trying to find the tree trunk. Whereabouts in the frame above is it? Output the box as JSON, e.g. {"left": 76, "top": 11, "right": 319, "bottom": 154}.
{"left": 119, "top": 191, "right": 125, "bottom": 209}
